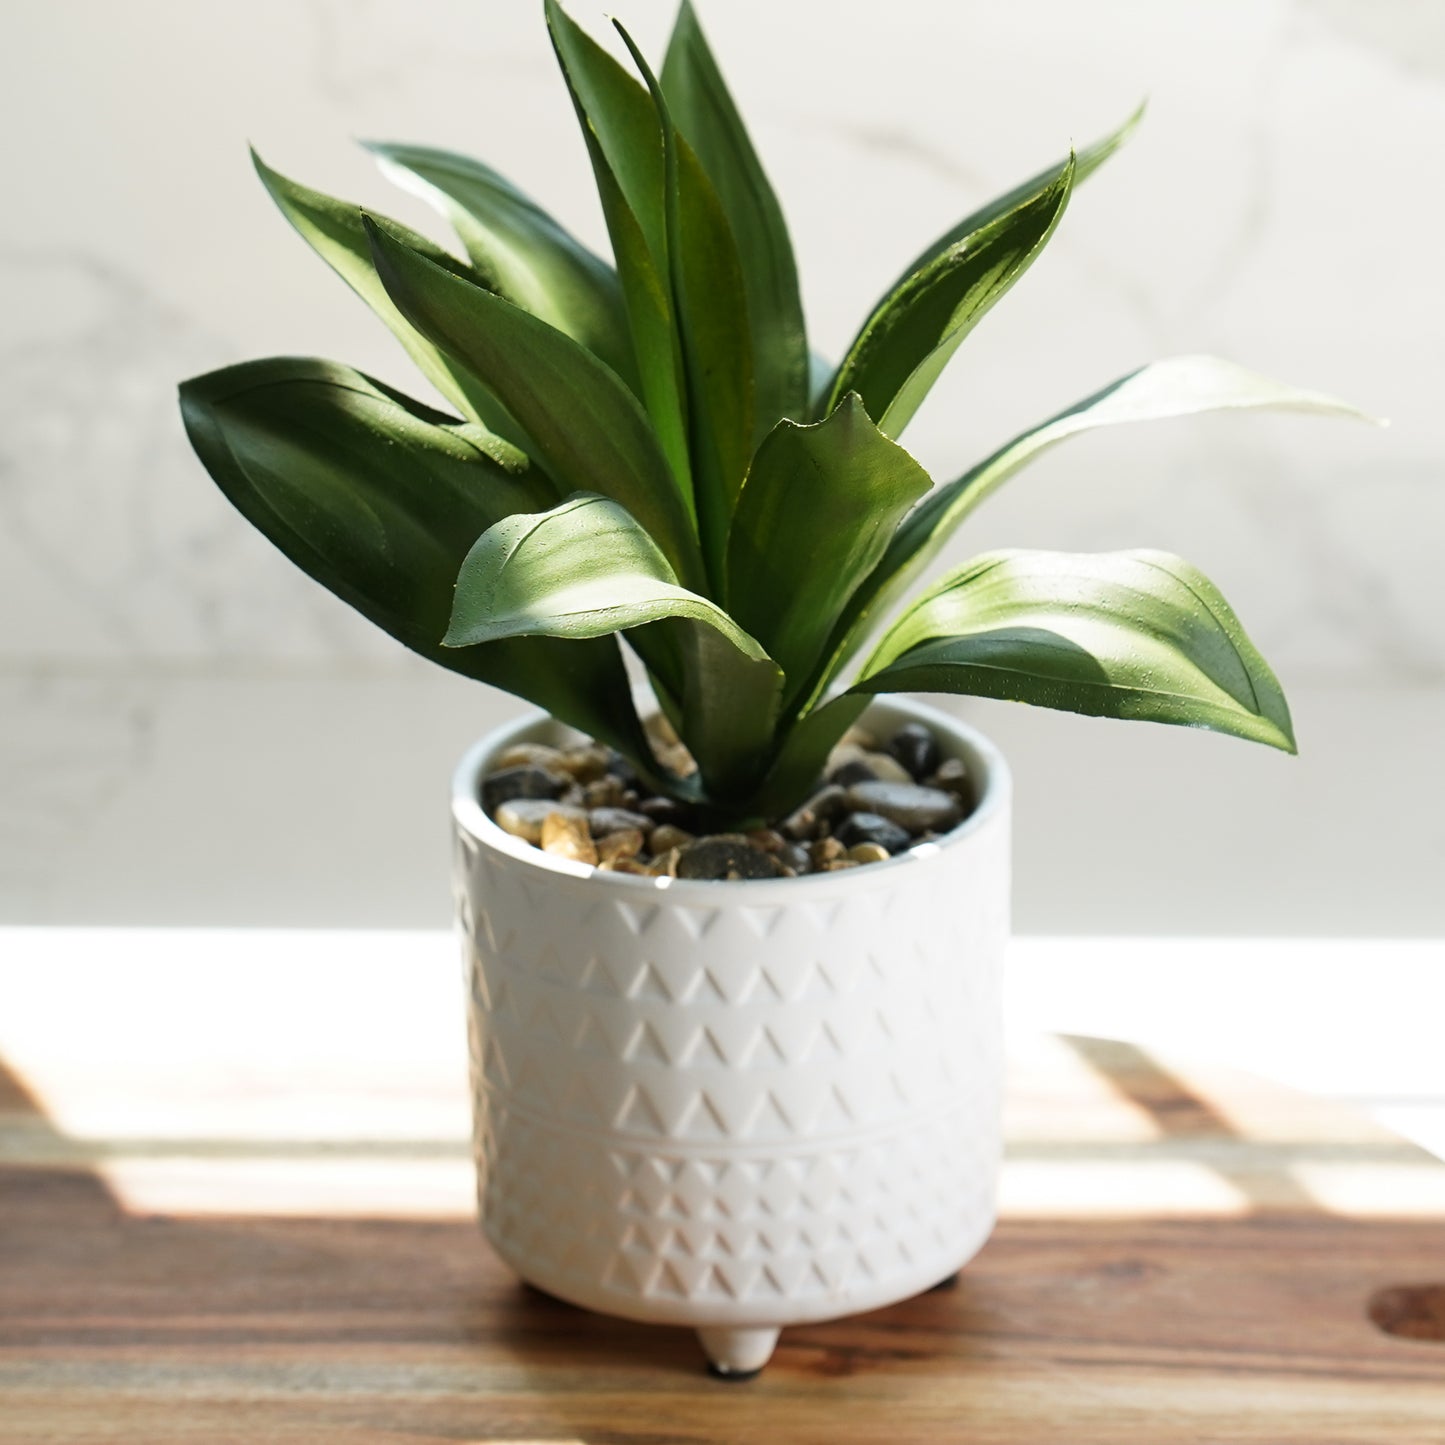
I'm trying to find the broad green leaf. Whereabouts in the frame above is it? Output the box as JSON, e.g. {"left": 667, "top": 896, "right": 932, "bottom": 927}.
{"left": 814, "top": 356, "right": 1378, "bottom": 698}
{"left": 725, "top": 393, "right": 932, "bottom": 706}
{"left": 887, "top": 103, "right": 1144, "bottom": 292}
{"left": 855, "top": 549, "right": 1296, "bottom": 751}
{"left": 364, "top": 141, "right": 637, "bottom": 387}
{"left": 662, "top": 1, "right": 809, "bottom": 428}
{"left": 251, "top": 150, "right": 523, "bottom": 448}
{"left": 615, "top": 20, "right": 754, "bottom": 587}
{"left": 177, "top": 357, "right": 648, "bottom": 757}
{"left": 447, "top": 494, "right": 783, "bottom": 796}
{"left": 545, "top": 0, "right": 693, "bottom": 498}
{"left": 825, "top": 158, "right": 1075, "bottom": 437}
{"left": 364, "top": 216, "right": 704, "bottom": 589}
{"left": 446, "top": 493, "right": 765, "bottom": 656}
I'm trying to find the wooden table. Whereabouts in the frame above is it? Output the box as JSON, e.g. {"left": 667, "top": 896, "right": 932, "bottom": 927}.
{"left": 3, "top": 942, "right": 1445, "bottom": 1442}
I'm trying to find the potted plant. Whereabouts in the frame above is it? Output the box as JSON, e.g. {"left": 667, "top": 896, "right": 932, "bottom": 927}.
{"left": 180, "top": 0, "right": 1369, "bottom": 1378}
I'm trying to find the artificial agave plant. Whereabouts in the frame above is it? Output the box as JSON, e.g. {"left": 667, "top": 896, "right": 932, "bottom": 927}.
{"left": 181, "top": 0, "right": 1368, "bottom": 826}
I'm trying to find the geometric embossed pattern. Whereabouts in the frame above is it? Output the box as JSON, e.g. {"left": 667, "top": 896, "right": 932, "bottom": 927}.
{"left": 455, "top": 711, "right": 1011, "bottom": 1327}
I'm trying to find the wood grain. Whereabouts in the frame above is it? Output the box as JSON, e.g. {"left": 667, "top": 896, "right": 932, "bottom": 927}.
{"left": 3, "top": 1033, "right": 1444, "bottom": 1443}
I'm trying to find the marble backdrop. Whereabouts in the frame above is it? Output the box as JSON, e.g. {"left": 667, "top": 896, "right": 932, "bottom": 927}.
{"left": 1, "top": 0, "right": 1441, "bottom": 928}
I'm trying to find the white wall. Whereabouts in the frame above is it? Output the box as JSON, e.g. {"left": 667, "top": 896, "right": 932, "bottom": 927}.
{"left": 2, "top": 0, "right": 1441, "bottom": 930}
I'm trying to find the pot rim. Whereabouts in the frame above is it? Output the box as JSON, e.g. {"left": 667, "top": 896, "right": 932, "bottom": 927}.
{"left": 452, "top": 695, "right": 1010, "bottom": 898}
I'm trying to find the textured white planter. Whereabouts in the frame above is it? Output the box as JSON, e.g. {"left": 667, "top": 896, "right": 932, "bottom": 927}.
{"left": 452, "top": 697, "right": 1011, "bottom": 1377}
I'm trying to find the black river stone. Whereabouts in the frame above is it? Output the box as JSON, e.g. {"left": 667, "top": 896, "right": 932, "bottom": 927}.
{"left": 481, "top": 764, "right": 566, "bottom": 813}
{"left": 834, "top": 811, "right": 913, "bottom": 855}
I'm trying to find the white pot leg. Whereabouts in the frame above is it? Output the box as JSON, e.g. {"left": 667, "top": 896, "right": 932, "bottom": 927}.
{"left": 697, "top": 1326, "right": 781, "bottom": 1379}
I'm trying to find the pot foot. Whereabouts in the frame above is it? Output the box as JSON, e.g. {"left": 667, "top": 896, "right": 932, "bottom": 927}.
{"left": 698, "top": 1326, "right": 780, "bottom": 1379}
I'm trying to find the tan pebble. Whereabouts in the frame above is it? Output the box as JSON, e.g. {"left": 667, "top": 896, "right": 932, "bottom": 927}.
{"left": 930, "top": 757, "right": 973, "bottom": 802}
{"left": 648, "top": 846, "right": 682, "bottom": 878}
{"left": 859, "top": 751, "right": 913, "bottom": 785}
{"left": 825, "top": 741, "right": 911, "bottom": 784}
{"left": 810, "top": 836, "right": 846, "bottom": 866}
{"left": 559, "top": 784, "right": 586, "bottom": 807}
{"left": 824, "top": 859, "right": 860, "bottom": 871}
{"left": 495, "top": 799, "right": 586, "bottom": 845}
{"left": 582, "top": 776, "right": 625, "bottom": 808}
{"left": 648, "top": 823, "right": 695, "bottom": 854}
{"left": 780, "top": 785, "right": 847, "bottom": 841}
{"left": 779, "top": 866, "right": 799, "bottom": 878}
{"left": 609, "top": 858, "right": 650, "bottom": 876}
{"left": 494, "top": 742, "right": 567, "bottom": 774}
{"left": 553, "top": 745, "right": 611, "bottom": 783}
{"left": 746, "top": 828, "right": 786, "bottom": 854}
{"left": 597, "top": 828, "right": 645, "bottom": 863}
{"left": 541, "top": 811, "right": 598, "bottom": 865}
{"left": 847, "top": 842, "right": 891, "bottom": 865}
{"left": 840, "top": 725, "right": 879, "bottom": 751}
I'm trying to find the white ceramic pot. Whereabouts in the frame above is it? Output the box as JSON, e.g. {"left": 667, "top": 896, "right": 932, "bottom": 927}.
{"left": 452, "top": 697, "right": 1011, "bottom": 1377}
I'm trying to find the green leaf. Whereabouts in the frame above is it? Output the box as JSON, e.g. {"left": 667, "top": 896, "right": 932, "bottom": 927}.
{"left": 363, "top": 214, "right": 704, "bottom": 590}
{"left": 177, "top": 356, "right": 648, "bottom": 757}
{"left": 545, "top": 0, "right": 693, "bottom": 498}
{"left": 614, "top": 19, "right": 754, "bottom": 588}
{"left": 825, "top": 158, "right": 1075, "bottom": 437}
{"left": 885, "top": 103, "right": 1144, "bottom": 292}
{"left": 364, "top": 140, "right": 638, "bottom": 388}
{"left": 447, "top": 494, "right": 783, "bottom": 797}
{"left": 815, "top": 356, "right": 1379, "bottom": 696}
{"left": 855, "top": 549, "right": 1296, "bottom": 752}
{"left": 662, "top": 1, "right": 809, "bottom": 427}
{"left": 725, "top": 394, "right": 932, "bottom": 706}
{"left": 446, "top": 494, "right": 765, "bottom": 656}
{"left": 251, "top": 150, "right": 523, "bottom": 447}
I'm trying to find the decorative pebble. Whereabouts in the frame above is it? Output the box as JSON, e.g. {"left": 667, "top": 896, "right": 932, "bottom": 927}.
{"left": 823, "top": 859, "right": 860, "bottom": 871}
{"left": 843, "top": 780, "right": 963, "bottom": 835}
{"left": 494, "top": 799, "right": 587, "bottom": 844}
{"left": 582, "top": 776, "right": 626, "bottom": 809}
{"left": 840, "top": 725, "right": 879, "bottom": 751}
{"left": 828, "top": 759, "right": 879, "bottom": 788}
{"left": 554, "top": 745, "right": 611, "bottom": 783}
{"left": 604, "top": 750, "right": 641, "bottom": 788}
{"left": 540, "top": 810, "right": 597, "bottom": 865}
{"left": 846, "top": 842, "right": 892, "bottom": 865}
{"left": 826, "top": 742, "right": 914, "bottom": 787}
{"left": 929, "top": 757, "right": 973, "bottom": 804}
{"left": 809, "top": 836, "right": 846, "bottom": 867}
{"left": 835, "top": 811, "right": 913, "bottom": 855}
{"left": 588, "top": 806, "right": 652, "bottom": 837}
{"left": 746, "top": 828, "right": 786, "bottom": 854}
{"left": 601, "top": 857, "right": 650, "bottom": 875}
{"left": 674, "top": 838, "right": 785, "bottom": 881}
{"left": 481, "top": 764, "right": 566, "bottom": 813}
{"left": 647, "top": 823, "right": 695, "bottom": 855}
{"left": 494, "top": 743, "right": 567, "bottom": 774}
{"left": 779, "top": 785, "right": 847, "bottom": 841}
{"left": 648, "top": 847, "right": 683, "bottom": 878}
{"left": 639, "top": 796, "right": 690, "bottom": 825}
{"left": 779, "top": 843, "right": 813, "bottom": 875}
{"left": 596, "top": 828, "right": 645, "bottom": 864}
{"left": 886, "top": 722, "right": 941, "bottom": 782}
